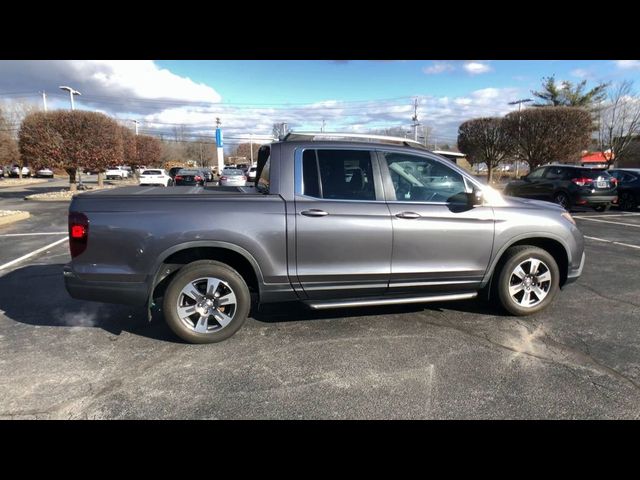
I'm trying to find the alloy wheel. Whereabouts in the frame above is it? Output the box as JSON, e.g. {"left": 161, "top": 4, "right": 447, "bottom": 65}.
{"left": 508, "top": 258, "right": 552, "bottom": 308}
{"left": 176, "top": 277, "right": 237, "bottom": 333}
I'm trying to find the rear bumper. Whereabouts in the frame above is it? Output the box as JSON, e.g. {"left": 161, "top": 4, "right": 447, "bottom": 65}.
{"left": 63, "top": 265, "right": 149, "bottom": 307}
{"left": 564, "top": 251, "right": 586, "bottom": 286}
{"left": 573, "top": 193, "right": 617, "bottom": 206}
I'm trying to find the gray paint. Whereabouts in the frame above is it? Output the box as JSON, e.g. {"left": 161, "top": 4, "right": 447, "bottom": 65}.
{"left": 65, "top": 141, "right": 585, "bottom": 309}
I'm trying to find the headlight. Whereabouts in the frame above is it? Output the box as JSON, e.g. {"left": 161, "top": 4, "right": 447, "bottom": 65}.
{"left": 561, "top": 212, "right": 576, "bottom": 225}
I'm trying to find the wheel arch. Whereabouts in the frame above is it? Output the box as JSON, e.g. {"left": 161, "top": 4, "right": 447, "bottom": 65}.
{"left": 149, "top": 241, "right": 264, "bottom": 303}
{"left": 484, "top": 234, "right": 570, "bottom": 289}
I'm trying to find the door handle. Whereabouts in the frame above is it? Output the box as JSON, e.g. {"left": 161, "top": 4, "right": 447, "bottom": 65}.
{"left": 395, "top": 211, "right": 421, "bottom": 219}
{"left": 301, "top": 209, "right": 329, "bottom": 217}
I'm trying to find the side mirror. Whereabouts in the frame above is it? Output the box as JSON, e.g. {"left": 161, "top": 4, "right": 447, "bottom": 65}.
{"left": 467, "top": 188, "right": 484, "bottom": 206}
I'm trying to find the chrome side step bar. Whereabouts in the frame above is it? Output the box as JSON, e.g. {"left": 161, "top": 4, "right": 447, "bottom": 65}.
{"left": 305, "top": 292, "right": 477, "bottom": 310}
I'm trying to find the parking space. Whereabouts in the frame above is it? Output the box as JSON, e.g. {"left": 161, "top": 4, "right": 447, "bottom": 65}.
{"left": 0, "top": 184, "right": 639, "bottom": 419}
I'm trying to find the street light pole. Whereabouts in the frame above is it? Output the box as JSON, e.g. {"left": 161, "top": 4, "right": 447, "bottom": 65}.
{"left": 508, "top": 98, "right": 533, "bottom": 178}
{"left": 59, "top": 86, "right": 81, "bottom": 110}
{"left": 132, "top": 120, "right": 140, "bottom": 135}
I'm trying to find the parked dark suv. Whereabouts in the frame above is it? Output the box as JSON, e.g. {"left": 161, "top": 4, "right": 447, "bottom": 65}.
{"left": 609, "top": 168, "right": 640, "bottom": 211}
{"left": 504, "top": 164, "right": 618, "bottom": 211}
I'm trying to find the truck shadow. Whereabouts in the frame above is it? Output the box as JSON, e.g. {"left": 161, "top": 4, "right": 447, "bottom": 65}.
{"left": 0, "top": 264, "right": 505, "bottom": 343}
{"left": 0, "top": 264, "right": 176, "bottom": 342}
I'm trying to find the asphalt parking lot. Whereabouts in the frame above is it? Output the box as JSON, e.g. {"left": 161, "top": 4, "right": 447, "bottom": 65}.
{"left": 0, "top": 180, "right": 639, "bottom": 419}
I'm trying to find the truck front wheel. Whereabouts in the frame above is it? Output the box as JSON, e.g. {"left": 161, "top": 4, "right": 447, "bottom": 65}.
{"left": 163, "top": 260, "right": 251, "bottom": 343}
{"left": 495, "top": 246, "right": 560, "bottom": 316}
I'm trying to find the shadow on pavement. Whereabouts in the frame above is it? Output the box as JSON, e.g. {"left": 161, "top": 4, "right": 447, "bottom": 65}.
{"left": 0, "top": 264, "right": 507, "bottom": 342}
{"left": 0, "top": 263, "right": 176, "bottom": 342}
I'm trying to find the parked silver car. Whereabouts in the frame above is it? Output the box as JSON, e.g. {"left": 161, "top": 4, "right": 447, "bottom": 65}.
{"left": 219, "top": 168, "right": 247, "bottom": 187}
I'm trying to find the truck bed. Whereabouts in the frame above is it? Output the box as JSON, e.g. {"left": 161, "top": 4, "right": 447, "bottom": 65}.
{"left": 77, "top": 185, "right": 256, "bottom": 197}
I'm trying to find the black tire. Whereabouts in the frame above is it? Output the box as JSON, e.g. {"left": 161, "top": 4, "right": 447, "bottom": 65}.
{"left": 163, "top": 260, "right": 250, "bottom": 344}
{"left": 553, "top": 191, "right": 571, "bottom": 210}
{"left": 495, "top": 246, "right": 560, "bottom": 316}
{"left": 593, "top": 204, "right": 610, "bottom": 212}
{"left": 618, "top": 192, "right": 638, "bottom": 211}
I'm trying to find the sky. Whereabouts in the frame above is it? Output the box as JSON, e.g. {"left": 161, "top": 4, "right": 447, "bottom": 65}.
{"left": 1, "top": 60, "right": 640, "bottom": 150}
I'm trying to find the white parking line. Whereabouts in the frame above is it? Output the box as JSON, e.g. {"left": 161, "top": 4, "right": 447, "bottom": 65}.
{"left": 574, "top": 213, "right": 640, "bottom": 218}
{"left": 584, "top": 235, "right": 640, "bottom": 250}
{"left": 0, "top": 232, "right": 67, "bottom": 237}
{"left": 575, "top": 217, "right": 640, "bottom": 228}
{"left": 0, "top": 236, "right": 68, "bottom": 271}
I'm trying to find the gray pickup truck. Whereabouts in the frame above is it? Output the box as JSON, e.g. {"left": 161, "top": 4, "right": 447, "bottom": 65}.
{"left": 64, "top": 133, "right": 585, "bottom": 343}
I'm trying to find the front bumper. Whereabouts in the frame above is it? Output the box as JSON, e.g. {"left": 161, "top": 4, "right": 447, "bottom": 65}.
{"left": 564, "top": 251, "right": 586, "bottom": 286}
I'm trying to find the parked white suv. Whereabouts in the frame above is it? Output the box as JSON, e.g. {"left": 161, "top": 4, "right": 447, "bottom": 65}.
{"left": 105, "top": 166, "right": 130, "bottom": 180}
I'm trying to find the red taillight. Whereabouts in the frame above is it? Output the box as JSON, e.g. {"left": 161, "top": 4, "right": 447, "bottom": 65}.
{"left": 241, "top": 176, "right": 247, "bottom": 181}
{"left": 68, "top": 211, "right": 89, "bottom": 258}
{"left": 611, "top": 177, "right": 618, "bottom": 186}
{"left": 71, "top": 225, "right": 86, "bottom": 239}
{"left": 572, "top": 177, "right": 594, "bottom": 186}
{"left": 195, "top": 176, "right": 202, "bottom": 181}
{"left": 220, "top": 176, "right": 227, "bottom": 181}
{"left": 175, "top": 175, "right": 183, "bottom": 181}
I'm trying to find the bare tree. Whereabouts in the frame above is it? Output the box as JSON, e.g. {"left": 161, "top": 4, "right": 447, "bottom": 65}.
{"left": 597, "top": 81, "right": 640, "bottom": 167}
{"left": 457, "top": 117, "right": 515, "bottom": 182}
{"left": 136, "top": 135, "right": 162, "bottom": 170}
{"left": 272, "top": 123, "right": 289, "bottom": 140}
{"left": 19, "top": 111, "right": 123, "bottom": 191}
{"left": 232, "top": 142, "right": 261, "bottom": 163}
{"left": 504, "top": 107, "right": 593, "bottom": 170}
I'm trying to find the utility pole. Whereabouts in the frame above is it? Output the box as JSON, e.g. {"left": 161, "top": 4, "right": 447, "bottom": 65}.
{"left": 250, "top": 133, "right": 253, "bottom": 164}
{"left": 132, "top": 120, "right": 140, "bottom": 135}
{"left": 59, "top": 85, "right": 81, "bottom": 110}
{"left": 42, "top": 91, "right": 47, "bottom": 112}
{"left": 508, "top": 98, "right": 533, "bottom": 178}
{"left": 411, "top": 98, "right": 420, "bottom": 141}
{"left": 321, "top": 119, "right": 326, "bottom": 132}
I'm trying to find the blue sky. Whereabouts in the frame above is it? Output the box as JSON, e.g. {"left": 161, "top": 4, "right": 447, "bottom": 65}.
{"left": 155, "top": 60, "right": 639, "bottom": 104}
{"left": 2, "top": 60, "right": 640, "bottom": 148}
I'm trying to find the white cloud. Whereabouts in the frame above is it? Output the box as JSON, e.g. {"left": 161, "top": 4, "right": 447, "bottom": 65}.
{"left": 463, "top": 61, "right": 492, "bottom": 75}
{"left": 571, "top": 68, "right": 590, "bottom": 78}
{"left": 70, "top": 60, "right": 221, "bottom": 103}
{"left": 0, "top": 60, "right": 524, "bottom": 147}
{"left": 423, "top": 62, "right": 455, "bottom": 74}
{"left": 614, "top": 60, "right": 640, "bottom": 70}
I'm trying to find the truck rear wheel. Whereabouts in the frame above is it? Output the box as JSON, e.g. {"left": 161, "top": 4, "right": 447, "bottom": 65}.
{"left": 163, "top": 260, "right": 250, "bottom": 344}
{"left": 495, "top": 246, "right": 560, "bottom": 316}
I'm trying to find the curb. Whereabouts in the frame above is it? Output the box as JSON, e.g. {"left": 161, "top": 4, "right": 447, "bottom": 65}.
{"left": 0, "top": 179, "right": 48, "bottom": 189}
{"left": 0, "top": 211, "right": 30, "bottom": 226}
{"left": 24, "top": 195, "right": 75, "bottom": 202}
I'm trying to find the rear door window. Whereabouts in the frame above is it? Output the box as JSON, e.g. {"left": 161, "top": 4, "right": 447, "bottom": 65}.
{"left": 301, "top": 149, "right": 376, "bottom": 201}
{"left": 527, "top": 167, "right": 546, "bottom": 180}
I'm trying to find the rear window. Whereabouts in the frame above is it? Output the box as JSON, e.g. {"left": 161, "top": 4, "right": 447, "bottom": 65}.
{"left": 577, "top": 169, "right": 612, "bottom": 179}
{"left": 142, "top": 170, "right": 162, "bottom": 175}
{"left": 222, "top": 169, "right": 242, "bottom": 175}
{"left": 178, "top": 170, "right": 199, "bottom": 175}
